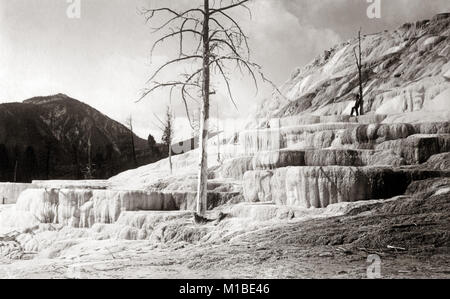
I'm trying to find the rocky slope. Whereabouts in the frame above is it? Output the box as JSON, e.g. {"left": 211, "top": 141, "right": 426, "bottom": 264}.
{"left": 257, "top": 13, "right": 450, "bottom": 121}
{"left": 0, "top": 94, "right": 164, "bottom": 181}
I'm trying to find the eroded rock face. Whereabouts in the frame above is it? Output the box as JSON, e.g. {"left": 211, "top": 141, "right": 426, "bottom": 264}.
{"left": 413, "top": 122, "right": 450, "bottom": 135}
{"left": 363, "top": 150, "right": 406, "bottom": 167}
{"left": 58, "top": 189, "right": 93, "bottom": 227}
{"left": 304, "top": 149, "right": 365, "bottom": 167}
{"left": 406, "top": 177, "right": 450, "bottom": 197}
{"left": 424, "top": 152, "right": 450, "bottom": 170}
{"left": 340, "top": 123, "right": 416, "bottom": 146}
{"left": 243, "top": 171, "right": 273, "bottom": 203}
{"left": 91, "top": 190, "right": 171, "bottom": 224}
{"left": 251, "top": 149, "right": 405, "bottom": 170}
{"left": 269, "top": 168, "right": 289, "bottom": 205}
{"left": 215, "top": 156, "right": 254, "bottom": 180}
{"left": 112, "top": 211, "right": 194, "bottom": 241}
{"left": 284, "top": 167, "right": 409, "bottom": 208}
{"left": 243, "top": 166, "right": 449, "bottom": 208}
{"left": 3, "top": 188, "right": 239, "bottom": 229}
{"left": 376, "top": 134, "right": 450, "bottom": 164}
{"left": 253, "top": 150, "right": 305, "bottom": 170}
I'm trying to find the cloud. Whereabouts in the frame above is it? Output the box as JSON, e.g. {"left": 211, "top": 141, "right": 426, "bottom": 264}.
{"left": 282, "top": 0, "right": 450, "bottom": 39}
{"left": 244, "top": 0, "right": 342, "bottom": 82}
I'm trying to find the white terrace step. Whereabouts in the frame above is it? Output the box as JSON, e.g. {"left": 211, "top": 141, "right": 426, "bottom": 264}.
{"left": 340, "top": 122, "right": 450, "bottom": 147}
{"left": 242, "top": 166, "right": 450, "bottom": 208}
{"left": 239, "top": 122, "right": 360, "bottom": 154}
{"left": 32, "top": 180, "right": 110, "bottom": 189}
{"left": 269, "top": 114, "right": 388, "bottom": 128}
{"left": 213, "top": 148, "right": 405, "bottom": 180}
{"left": 239, "top": 121, "right": 450, "bottom": 154}
{"left": 1, "top": 188, "right": 241, "bottom": 229}
{"left": 150, "top": 176, "right": 242, "bottom": 193}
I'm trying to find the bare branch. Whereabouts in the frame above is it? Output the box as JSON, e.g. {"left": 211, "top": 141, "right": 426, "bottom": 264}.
{"left": 209, "top": 18, "right": 243, "bottom": 53}
{"left": 353, "top": 47, "right": 361, "bottom": 69}
{"left": 210, "top": 0, "right": 250, "bottom": 14}
{"left": 146, "top": 55, "right": 203, "bottom": 84}
{"left": 181, "top": 68, "right": 205, "bottom": 127}
{"left": 140, "top": 7, "right": 205, "bottom": 23}
{"left": 213, "top": 11, "right": 250, "bottom": 58}
{"left": 215, "top": 60, "right": 238, "bottom": 110}
{"left": 211, "top": 56, "right": 258, "bottom": 94}
{"left": 149, "top": 14, "right": 200, "bottom": 33}
{"left": 137, "top": 81, "right": 200, "bottom": 103}
{"left": 150, "top": 29, "right": 202, "bottom": 59}
{"left": 210, "top": 38, "right": 240, "bottom": 57}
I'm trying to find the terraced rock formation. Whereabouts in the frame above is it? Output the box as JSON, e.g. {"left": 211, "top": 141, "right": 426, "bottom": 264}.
{"left": 257, "top": 13, "right": 450, "bottom": 119}
{"left": 2, "top": 113, "right": 448, "bottom": 229}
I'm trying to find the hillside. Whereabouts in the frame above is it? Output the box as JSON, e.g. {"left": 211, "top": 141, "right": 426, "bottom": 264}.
{"left": 0, "top": 94, "right": 164, "bottom": 182}
{"left": 257, "top": 13, "right": 450, "bottom": 121}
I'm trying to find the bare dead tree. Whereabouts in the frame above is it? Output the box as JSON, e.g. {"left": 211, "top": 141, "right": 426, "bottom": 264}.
{"left": 85, "top": 132, "right": 94, "bottom": 179}
{"left": 353, "top": 28, "right": 364, "bottom": 116}
{"left": 154, "top": 107, "right": 174, "bottom": 174}
{"left": 13, "top": 160, "right": 18, "bottom": 183}
{"left": 191, "top": 107, "right": 201, "bottom": 139}
{"left": 45, "top": 110, "right": 55, "bottom": 179}
{"left": 215, "top": 103, "right": 221, "bottom": 163}
{"left": 138, "top": 0, "right": 281, "bottom": 215}
{"left": 126, "top": 115, "right": 138, "bottom": 167}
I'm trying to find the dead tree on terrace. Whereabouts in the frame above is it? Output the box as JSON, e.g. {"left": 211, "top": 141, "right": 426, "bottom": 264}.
{"left": 353, "top": 29, "right": 364, "bottom": 116}
{"left": 139, "top": 0, "right": 278, "bottom": 216}
{"left": 126, "top": 115, "right": 138, "bottom": 167}
{"left": 154, "top": 107, "right": 174, "bottom": 174}
{"left": 84, "top": 132, "right": 94, "bottom": 179}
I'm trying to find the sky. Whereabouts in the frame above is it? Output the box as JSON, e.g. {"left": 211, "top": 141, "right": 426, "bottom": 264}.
{"left": 0, "top": 0, "right": 449, "bottom": 140}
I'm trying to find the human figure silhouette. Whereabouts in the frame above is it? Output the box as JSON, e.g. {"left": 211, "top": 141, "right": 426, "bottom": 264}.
{"left": 351, "top": 94, "right": 361, "bottom": 117}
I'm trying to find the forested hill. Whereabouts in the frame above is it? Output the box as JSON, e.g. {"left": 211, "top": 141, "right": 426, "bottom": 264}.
{"left": 0, "top": 93, "right": 165, "bottom": 182}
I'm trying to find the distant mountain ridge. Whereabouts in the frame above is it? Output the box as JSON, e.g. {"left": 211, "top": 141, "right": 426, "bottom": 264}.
{"left": 0, "top": 93, "right": 163, "bottom": 182}
{"left": 23, "top": 93, "right": 147, "bottom": 154}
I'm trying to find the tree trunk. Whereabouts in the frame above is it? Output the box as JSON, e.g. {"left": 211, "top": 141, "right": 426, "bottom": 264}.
{"left": 129, "top": 118, "right": 138, "bottom": 167}
{"left": 196, "top": 0, "right": 210, "bottom": 216}
{"left": 216, "top": 104, "right": 221, "bottom": 163}
{"left": 46, "top": 145, "right": 51, "bottom": 179}
{"left": 86, "top": 134, "right": 93, "bottom": 179}
{"left": 13, "top": 160, "right": 18, "bottom": 183}
{"left": 46, "top": 112, "right": 54, "bottom": 180}
{"left": 73, "top": 144, "right": 81, "bottom": 179}
{"left": 358, "top": 30, "right": 364, "bottom": 116}
{"left": 168, "top": 144, "right": 173, "bottom": 174}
